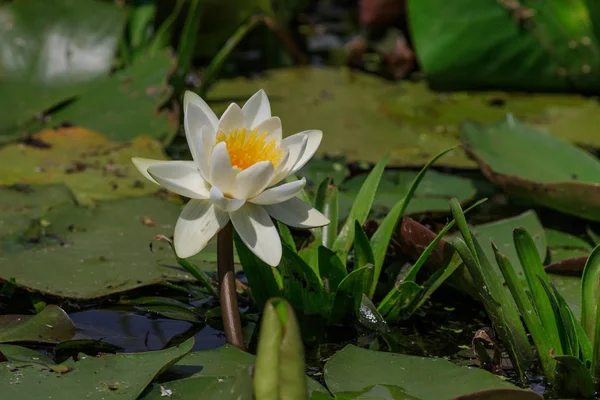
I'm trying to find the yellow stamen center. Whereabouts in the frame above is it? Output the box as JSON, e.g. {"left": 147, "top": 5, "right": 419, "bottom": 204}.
{"left": 215, "top": 128, "right": 285, "bottom": 170}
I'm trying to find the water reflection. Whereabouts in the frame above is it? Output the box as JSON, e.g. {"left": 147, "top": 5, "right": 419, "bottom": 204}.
{"left": 69, "top": 309, "right": 225, "bottom": 353}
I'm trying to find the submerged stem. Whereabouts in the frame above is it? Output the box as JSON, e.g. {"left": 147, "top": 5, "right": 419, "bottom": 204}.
{"left": 217, "top": 222, "right": 247, "bottom": 351}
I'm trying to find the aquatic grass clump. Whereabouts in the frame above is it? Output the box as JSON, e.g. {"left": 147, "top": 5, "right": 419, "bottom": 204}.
{"left": 451, "top": 199, "right": 600, "bottom": 398}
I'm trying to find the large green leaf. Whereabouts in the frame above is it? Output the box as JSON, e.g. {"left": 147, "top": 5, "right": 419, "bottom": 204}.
{"left": 339, "top": 169, "right": 476, "bottom": 220}
{"left": 462, "top": 115, "right": 600, "bottom": 221}
{"left": 409, "top": 0, "right": 600, "bottom": 92}
{"left": 145, "top": 344, "right": 327, "bottom": 399}
{"left": 0, "top": 305, "right": 75, "bottom": 344}
{"left": 324, "top": 345, "right": 522, "bottom": 399}
{"left": 0, "top": 0, "right": 126, "bottom": 140}
{"left": 46, "top": 49, "right": 176, "bottom": 143}
{"left": 209, "top": 68, "right": 600, "bottom": 168}
{"left": 0, "top": 197, "right": 224, "bottom": 299}
{"left": 0, "top": 337, "right": 194, "bottom": 399}
{"left": 0, "top": 126, "right": 168, "bottom": 205}
{"left": 0, "top": 184, "right": 74, "bottom": 239}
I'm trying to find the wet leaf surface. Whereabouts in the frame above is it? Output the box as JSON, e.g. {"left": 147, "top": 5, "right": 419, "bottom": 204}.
{"left": 0, "top": 196, "right": 221, "bottom": 299}
{"left": 409, "top": 0, "right": 600, "bottom": 93}
{"left": 0, "top": 0, "right": 126, "bottom": 141}
{"left": 0, "top": 305, "right": 75, "bottom": 344}
{"left": 0, "top": 126, "right": 168, "bottom": 205}
{"left": 0, "top": 337, "right": 194, "bottom": 399}
{"left": 462, "top": 116, "right": 600, "bottom": 221}
{"left": 324, "top": 345, "right": 520, "bottom": 399}
{"left": 210, "top": 69, "right": 600, "bottom": 168}
{"left": 45, "top": 49, "right": 176, "bottom": 144}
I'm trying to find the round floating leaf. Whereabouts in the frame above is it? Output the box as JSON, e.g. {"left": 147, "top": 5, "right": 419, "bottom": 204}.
{"left": 0, "top": 0, "right": 126, "bottom": 141}
{"left": 339, "top": 169, "right": 476, "bottom": 220}
{"left": 209, "top": 68, "right": 600, "bottom": 168}
{"left": 0, "top": 337, "right": 194, "bottom": 399}
{"left": 324, "top": 345, "right": 520, "bottom": 399}
{"left": 0, "top": 126, "right": 168, "bottom": 205}
{"left": 0, "top": 184, "right": 74, "bottom": 239}
{"left": 0, "top": 196, "right": 221, "bottom": 299}
{"left": 0, "top": 344, "right": 54, "bottom": 365}
{"left": 546, "top": 229, "right": 592, "bottom": 264}
{"left": 0, "top": 305, "right": 75, "bottom": 344}
{"left": 462, "top": 116, "right": 600, "bottom": 221}
{"left": 409, "top": 0, "right": 600, "bottom": 92}
{"left": 45, "top": 50, "right": 177, "bottom": 144}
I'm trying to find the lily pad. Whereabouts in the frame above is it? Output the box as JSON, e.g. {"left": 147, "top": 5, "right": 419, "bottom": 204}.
{"left": 0, "top": 196, "right": 221, "bottom": 299}
{"left": 339, "top": 169, "right": 476, "bottom": 220}
{"left": 46, "top": 49, "right": 177, "bottom": 144}
{"left": 324, "top": 345, "right": 520, "bottom": 399}
{"left": 462, "top": 115, "right": 600, "bottom": 221}
{"left": 0, "top": 126, "right": 168, "bottom": 205}
{"left": 0, "top": 337, "right": 194, "bottom": 399}
{"left": 545, "top": 229, "right": 592, "bottom": 264}
{"left": 143, "top": 344, "right": 328, "bottom": 399}
{"left": 209, "top": 68, "right": 600, "bottom": 168}
{"left": 0, "top": 0, "right": 126, "bottom": 141}
{"left": 0, "top": 305, "right": 75, "bottom": 344}
{"left": 409, "top": 0, "right": 600, "bottom": 92}
{"left": 0, "top": 184, "right": 74, "bottom": 239}
{"left": 0, "top": 344, "right": 54, "bottom": 365}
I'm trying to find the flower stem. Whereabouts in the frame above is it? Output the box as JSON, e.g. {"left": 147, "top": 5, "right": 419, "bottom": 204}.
{"left": 217, "top": 222, "right": 247, "bottom": 351}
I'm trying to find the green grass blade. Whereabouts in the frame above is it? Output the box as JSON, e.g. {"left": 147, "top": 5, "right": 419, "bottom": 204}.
{"left": 277, "top": 221, "right": 296, "bottom": 253}
{"left": 328, "top": 264, "right": 374, "bottom": 325}
{"left": 405, "top": 253, "right": 463, "bottom": 318}
{"left": 332, "top": 154, "right": 389, "bottom": 264}
{"left": 369, "top": 147, "right": 455, "bottom": 297}
{"left": 173, "top": 0, "right": 205, "bottom": 90}
{"left": 317, "top": 246, "right": 348, "bottom": 293}
{"left": 554, "top": 355, "right": 595, "bottom": 398}
{"left": 150, "top": 0, "right": 185, "bottom": 53}
{"left": 403, "top": 198, "right": 487, "bottom": 284}
{"left": 198, "top": 15, "right": 262, "bottom": 96}
{"left": 234, "top": 234, "right": 282, "bottom": 310}
{"left": 313, "top": 178, "right": 339, "bottom": 249}
{"left": 537, "top": 277, "right": 577, "bottom": 357}
{"left": 128, "top": 1, "right": 156, "bottom": 52}
{"left": 354, "top": 220, "right": 374, "bottom": 270}
{"left": 581, "top": 244, "right": 600, "bottom": 341}
{"left": 493, "top": 244, "right": 556, "bottom": 381}
{"left": 514, "top": 228, "right": 562, "bottom": 354}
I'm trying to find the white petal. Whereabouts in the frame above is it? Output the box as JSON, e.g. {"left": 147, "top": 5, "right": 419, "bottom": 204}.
{"left": 210, "top": 186, "right": 245, "bottom": 212}
{"left": 184, "top": 91, "right": 219, "bottom": 159}
{"left": 195, "top": 125, "right": 215, "bottom": 181}
{"left": 209, "top": 142, "right": 237, "bottom": 193}
{"left": 253, "top": 116, "right": 282, "bottom": 144}
{"left": 242, "top": 89, "right": 271, "bottom": 129}
{"left": 250, "top": 178, "right": 306, "bottom": 205}
{"left": 217, "top": 103, "right": 245, "bottom": 133}
{"left": 230, "top": 203, "right": 281, "bottom": 267}
{"left": 265, "top": 197, "right": 329, "bottom": 228}
{"left": 230, "top": 161, "right": 274, "bottom": 200}
{"left": 131, "top": 157, "right": 170, "bottom": 185}
{"left": 288, "top": 130, "right": 322, "bottom": 175}
{"left": 147, "top": 162, "right": 210, "bottom": 199}
{"left": 270, "top": 133, "right": 308, "bottom": 185}
{"left": 174, "top": 199, "right": 229, "bottom": 258}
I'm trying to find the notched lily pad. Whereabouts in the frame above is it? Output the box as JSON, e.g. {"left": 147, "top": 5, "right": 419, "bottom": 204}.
{"left": 324, "top": 345, "right": 518, "bottom": 399}
{"left": 0, "top": 196, "right": 220, "bottom": 299}
{"left": 462, "top": 115, "right": 600, "bottom": 221}
{"left": 0, "top": 305, "right": 75, "bottom": 344}
{"left": 0, "top": 126, "right": 168, "bottom": 204}
{"left": 0, "top": 337, "right": 194, "bottom": 399}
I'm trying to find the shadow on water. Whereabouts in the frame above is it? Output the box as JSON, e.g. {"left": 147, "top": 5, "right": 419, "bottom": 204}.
{"left": 69, "top": 309, "right": 225, "bottom": 352}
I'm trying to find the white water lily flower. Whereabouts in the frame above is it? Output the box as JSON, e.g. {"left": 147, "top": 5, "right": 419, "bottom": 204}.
{"left": 132, "top": 89, "right": 329, "bottom": 266}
